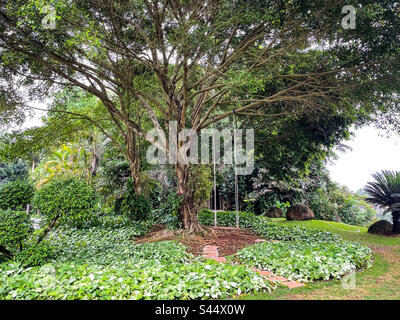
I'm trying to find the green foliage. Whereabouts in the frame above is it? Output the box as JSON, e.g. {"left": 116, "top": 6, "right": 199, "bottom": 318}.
{"left": 199, "top": 209, "right": 259, "bottom": 228}
{"left": 236, "top": 241, "right": 372, "bottom": 282}
{"left": 32, "top": 178, "right": 98, "bottom": 226}
{"left": 14, "top": 242, "right": 55, "bottom": 267}
{"left": 0, "top": 180, "right": 34, "bottom": 211}
{"left": 308, "top": 185, "right": 376, "bottom": 226}
{"left": 153, "top": 191, "right": 182, "bottom": 229}
{"left": 0, "top": 225, "right": 274, "bottom": 299}
{"left": 0, "top": 159, "right": 28, "bottom": 186}
{"left": 115, "top": 179, "right": 151, "bottom": 221}
{"left": 0, "top": 258, "right": 274, "bottom": 300}
{"left": 0, "top": 210, "right": 33, "bottom": 252}
{"left": 189, "top": 165, "right": 213, "bottom": 207}
{"left": 48, "top": 228, "right": 187, "bottom": 265}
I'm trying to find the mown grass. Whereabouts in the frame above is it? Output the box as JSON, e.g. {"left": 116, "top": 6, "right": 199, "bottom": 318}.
{"left": 239, "top": 219, "right": 400, "bottom": 300}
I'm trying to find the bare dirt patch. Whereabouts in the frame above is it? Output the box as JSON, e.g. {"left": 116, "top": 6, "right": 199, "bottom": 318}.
{"left": 134, "top": 224, "right": 261, "bottom": 256}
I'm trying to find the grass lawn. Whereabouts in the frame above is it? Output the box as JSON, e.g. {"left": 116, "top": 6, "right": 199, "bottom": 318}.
{"left": 239, "top": 219, "right": 400, "bottom": 300}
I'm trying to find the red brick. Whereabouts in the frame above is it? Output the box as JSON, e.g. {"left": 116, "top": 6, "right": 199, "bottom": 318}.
{"left": 203, "top": 255, "right": 219, "bottom": 259}
{"left": 258, "top": 270, "right": 273, "bottom": 277}
{"left": 282, "top": 281, "right": 305, "bottom": 289}
{"left": 266, "top": 276, "right": 288, "bottom": 282}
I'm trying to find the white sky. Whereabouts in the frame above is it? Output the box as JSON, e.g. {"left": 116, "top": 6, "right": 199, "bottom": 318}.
{"left": 328, "top": 125, "right": 400, "bottom": 192}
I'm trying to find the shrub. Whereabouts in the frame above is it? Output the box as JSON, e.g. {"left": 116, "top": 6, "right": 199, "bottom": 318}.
{"left": 14, "top": 242, "right": 55, "bottom": 267}
{"left": 32, "top": 178, "right": 98, "bottom": 226}
{"left": 0, "top": 210, "right": 33, "bottom": 255}
{"left": 199, "top": 208, "right": 262, "bottom": 228}
{"left": 114, "top": 179, "right": 151, "bottom": 221}
{"left": 0, "top": 180, "right": 35, "bottom": 211}
{"left": 153, "top": 191, "right": 182, "bottom": 229}
{"left": 120, "top": 193, "right": 151, "bottom": 221}
{"left": 337, "top": 198, "right": 375, "bottom": 226}
{"left": 308, "top": 186, "right": 375, "bottom": 226}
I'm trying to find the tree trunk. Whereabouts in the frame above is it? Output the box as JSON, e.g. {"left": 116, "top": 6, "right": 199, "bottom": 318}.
{"left": 176, "top": 163, "right": 202, "bottom": 232}
{"left": 36, "top": 213, "right": 61, "bottom": 245}
{"left": 126, "top": 127, "right": 142, "bottom": 194}
{"left": 392, "top": 211, "right": 400, "bottom": 234}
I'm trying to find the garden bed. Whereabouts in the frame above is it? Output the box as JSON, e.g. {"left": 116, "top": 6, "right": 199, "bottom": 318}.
{"left": 135, "top": 224, "right": 261, "bottom": 256}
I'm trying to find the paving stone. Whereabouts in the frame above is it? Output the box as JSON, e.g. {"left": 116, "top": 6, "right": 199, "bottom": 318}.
{"left": 266, "top": 276, "right": 288, "bottom": 282}
{"left": 258, "top": 270, "right": 273, "bottom": 277}
{"left": 282, "top": 281, "right": 305, "bottom": 289}
{"left": 203, "top": 249, "right": 219, "bottom": 253}
{"left": 254, "top": 239, "right": 266, "bottom": 243}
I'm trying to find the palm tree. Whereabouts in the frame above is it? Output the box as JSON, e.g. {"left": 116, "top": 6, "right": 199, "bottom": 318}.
{"left": 364, "top": 170, "right": 400, "bottom": 234}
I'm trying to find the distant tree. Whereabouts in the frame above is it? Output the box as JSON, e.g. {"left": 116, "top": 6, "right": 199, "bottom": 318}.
{"left": 364, "top": 170, "right": 400, "bottom": 233}
{"left": 0, "top": 159, "right": 28, "bottom": 186}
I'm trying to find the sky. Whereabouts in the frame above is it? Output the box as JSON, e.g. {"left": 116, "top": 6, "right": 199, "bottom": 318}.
{"left": 327, "top": 126, "right": 400, "bottom": 192}
{"left": 19, "top": 105, "right": 400, "bottom": 193}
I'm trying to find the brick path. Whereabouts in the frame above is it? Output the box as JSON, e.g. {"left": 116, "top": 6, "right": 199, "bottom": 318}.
{"left": 202, "top": 241, "right": 305, "bottom": 289}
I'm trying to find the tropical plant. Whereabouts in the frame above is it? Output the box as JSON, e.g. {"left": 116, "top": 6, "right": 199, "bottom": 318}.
{"left": 364, "top": 170, "right": 400, "bottom": 233}
{"left": 31, "top": 133, "right": 108, "bottom": 189}
{"left": 31, "top": 145, "right": 88, "bottom": 188}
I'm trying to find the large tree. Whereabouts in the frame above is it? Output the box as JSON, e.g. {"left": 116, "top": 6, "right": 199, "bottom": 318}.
{"left": 0, "top": 0, "right": 399, "bottom": 230}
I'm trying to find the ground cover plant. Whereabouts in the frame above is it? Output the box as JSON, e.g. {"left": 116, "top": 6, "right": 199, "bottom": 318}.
{"left": 199, "top": 209, "right": 372, "bottom": 282}
{"left": 237, "top": 220, "right": 400, "bottom": 300}
{"left": 0, "top": 221, "right": 276, "bottom": 300}
{"left": 235, "top": 241, "right": 372, "bottom": 282}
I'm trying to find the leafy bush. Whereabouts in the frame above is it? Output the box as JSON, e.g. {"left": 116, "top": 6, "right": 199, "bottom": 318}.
{"left": 199, "top": 209, "right": 260, "bottom": 228}
{"left": 0, "top": 210, "right": 33, "bottom": 254}
{"left": 337, "top": 198, "right": 375, "bottom": 226}
{"left": 114, "top": 179, "right": 151, "bottom": 221}
{"left": 32, "top": 178, "right": 98, "bottom": 226}
{"left": 153, "top": 191, "right": 182, "bottom": 229}
{"left": 14, "top": 242, "right": 55, "bottom": 267}
{"left": 121, "top": 193, "right": 151, "bottom": 221}
{"left": 0, "top": 159, "right": 28, "bottom": 186}
{"left": 308, "top": 186, "right": 375, "bottom": 226}
{"left": 236, "top": 241, "right": 372, "bottom": 282}
{"left": 0, "top": 180, "right": 34, "bottom": 211}
{"left": 0, "top": 210, "right": 54, "bottom": 267}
